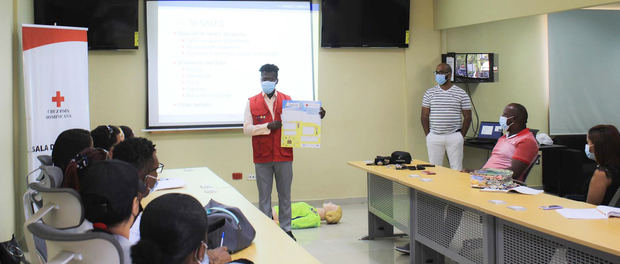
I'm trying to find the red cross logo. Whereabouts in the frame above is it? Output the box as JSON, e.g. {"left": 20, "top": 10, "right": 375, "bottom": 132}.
{"left": 51, "top": 91, "right": 65, "bottom": 107}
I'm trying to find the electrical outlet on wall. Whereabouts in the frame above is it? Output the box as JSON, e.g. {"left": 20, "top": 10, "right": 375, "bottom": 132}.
{"left": 247, "top": 174, "right": 256, "bottom": 181}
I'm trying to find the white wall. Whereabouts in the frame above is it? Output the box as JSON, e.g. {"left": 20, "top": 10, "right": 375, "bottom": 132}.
{"left": 434, "top": 0, "right": 619, "bottom": 29}
{"left": 2, "top": 0, "right": 15, "bottom": 239}
{"left": 548, "top": 9, "right": 620, "bottom": 134}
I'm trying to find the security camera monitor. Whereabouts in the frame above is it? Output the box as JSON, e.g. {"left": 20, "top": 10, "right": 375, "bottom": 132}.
{"left": 467, "top": 53, "right": 491, "bottom": 79}
{"left": 455, "top": 54, "right": 467, "bottom": 78}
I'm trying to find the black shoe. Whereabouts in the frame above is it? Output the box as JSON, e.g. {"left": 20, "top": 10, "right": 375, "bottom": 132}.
{"left": 286, "top": 231, "right": 296, "bottom": 241}
{"left": 395, "top": 243, "right": 410, "bottom": 254}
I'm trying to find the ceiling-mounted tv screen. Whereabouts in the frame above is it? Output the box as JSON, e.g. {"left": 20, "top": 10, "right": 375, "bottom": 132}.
{"left": 321, "top": 0, "right": 410, "bottom": 48}
{"left": 34, "top": 0, "right": 139, "bottom": 50}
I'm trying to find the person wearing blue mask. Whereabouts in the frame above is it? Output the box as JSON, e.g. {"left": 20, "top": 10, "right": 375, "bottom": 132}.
{"left": 421, "top": 63, "right": 472, "bottom": 171}
{"left": 112, "top": 137, "right": 161, "bottom": 200}
{"left": 243, "top": 64, "right": 326, "bottom": 241}
{"left": 112, "top": 137, "right": 163, "bottom": 245}
{"left": 482, "top": 103, "right": 539, "bottom": 182}
{"left": 399, "top": 64, "right": 472, "bottom": 255}
{"left": 584, "top": 125, "right": 620, "bottom": 205}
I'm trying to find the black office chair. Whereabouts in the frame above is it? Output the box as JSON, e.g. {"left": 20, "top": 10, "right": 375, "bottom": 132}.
{"left": 513, "top": 155, "right": 540, "bottom": 186}
{"left": 544, "top": 135, "right": 595, "bottom": 197}
{"left": 609, "top": 187, "right": 620, "bottom": 207}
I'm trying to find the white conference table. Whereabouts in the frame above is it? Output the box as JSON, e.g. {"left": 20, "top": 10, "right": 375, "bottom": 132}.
{"left": 349, "top": 160, "right": 620, "bottom": 264}
{"left": 141, "top": 167, "right": 320, "bottom": 264}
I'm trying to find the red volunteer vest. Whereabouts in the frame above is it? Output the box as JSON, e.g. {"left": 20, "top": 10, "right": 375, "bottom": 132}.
{"left": 249, "top": 92, "right": 293, "bottom": 163}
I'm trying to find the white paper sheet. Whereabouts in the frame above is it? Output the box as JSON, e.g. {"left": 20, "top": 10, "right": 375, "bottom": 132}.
{"left": 154, "top": 178, "right": 186, "bottom": 191}
{"left": 480, "top": 186, "right": 543, "bottom": 195}
{"left": 556, "top": 208, "right": 607, "bottom": 219}
{"left": 511, "top": 186, "right": 544, "bottom": 195}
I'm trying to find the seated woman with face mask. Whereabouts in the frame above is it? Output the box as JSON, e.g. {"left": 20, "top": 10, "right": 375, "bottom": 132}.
{"left": 585, "top": 125, "right": 620, "bottom": 205}
{"left": 131, "top": 193, "right": 233, "bottom": 264}
{"left": 131, "top": 193, "right": 211, "bottom": 264}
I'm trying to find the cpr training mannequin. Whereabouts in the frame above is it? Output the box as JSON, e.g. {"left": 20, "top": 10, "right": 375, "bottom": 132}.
{"left": 272, "top": 202, "right": 342, "bottom": 229}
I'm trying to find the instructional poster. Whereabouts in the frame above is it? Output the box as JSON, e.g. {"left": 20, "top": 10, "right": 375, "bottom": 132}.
{"left": 281, "top": 100, "right": 321, "bottom": 148}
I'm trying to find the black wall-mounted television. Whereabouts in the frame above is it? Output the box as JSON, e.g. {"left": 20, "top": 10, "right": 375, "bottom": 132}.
{"left": 321, "top": 0, "right": 410, "bottom": 48}
{"left": 442, "top": 53, "right": 495, "bottom": 83}
{"left": 34, "top": 0, "right": 139, "bottom": 50}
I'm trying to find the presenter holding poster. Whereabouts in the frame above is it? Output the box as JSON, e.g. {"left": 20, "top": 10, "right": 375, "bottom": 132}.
{"left": 243, "top": 64, "right": 325, "bottom": 241}
{"left": 421, "top": 63, "right": 472, "bottom": 171}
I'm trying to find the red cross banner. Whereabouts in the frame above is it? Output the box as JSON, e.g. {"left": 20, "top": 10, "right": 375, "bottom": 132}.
{"left": 22, "top": 24, "right": 90, "bottom": 174}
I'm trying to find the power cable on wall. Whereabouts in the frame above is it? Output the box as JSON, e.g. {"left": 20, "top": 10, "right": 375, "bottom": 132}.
{"left": 465, "top": 83, "right": 480, "bottom": 136}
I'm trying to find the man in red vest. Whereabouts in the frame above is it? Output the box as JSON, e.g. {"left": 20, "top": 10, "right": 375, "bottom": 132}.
{"left": 243, "top": 64, "right": 325, "bottom": 241}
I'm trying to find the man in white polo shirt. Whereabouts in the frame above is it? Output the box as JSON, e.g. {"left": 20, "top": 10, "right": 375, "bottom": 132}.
{"left": 421, "top": 63, "right": 472, "bottom": 171}
{"left": 397, "top": 64, "right": 472, "bottom": 255}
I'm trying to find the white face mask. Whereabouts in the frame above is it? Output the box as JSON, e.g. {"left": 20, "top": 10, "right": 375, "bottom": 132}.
{"left": 585, "top": 144, "right": 596, "bottom": 161}
{"left": 194, "top": 242, "right": 209, "bottom": 264}
{"left": 499, "top": 115, "right": 513, "bottom": 133}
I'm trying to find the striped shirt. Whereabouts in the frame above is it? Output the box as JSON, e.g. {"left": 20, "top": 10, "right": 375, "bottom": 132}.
{"left": 422, "top": 85, "right": 471, "bottom": 135}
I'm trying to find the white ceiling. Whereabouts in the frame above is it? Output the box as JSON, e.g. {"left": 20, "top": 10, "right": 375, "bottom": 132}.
{"left": 584, "top": 2, "right": 620, "bottom": 10}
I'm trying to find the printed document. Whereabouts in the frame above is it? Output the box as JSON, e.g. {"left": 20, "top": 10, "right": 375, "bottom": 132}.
{"left": 281, "top": 100, "right": 321, "bottom": 148}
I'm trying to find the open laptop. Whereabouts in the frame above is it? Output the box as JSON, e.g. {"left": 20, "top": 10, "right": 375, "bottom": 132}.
{"left": 465, "top": 121, "right": 503, "bottom": 144}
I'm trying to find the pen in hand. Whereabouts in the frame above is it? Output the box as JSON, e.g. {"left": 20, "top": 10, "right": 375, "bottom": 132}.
{"left": 220, "top": 232, "right": 225, "bottom": 247}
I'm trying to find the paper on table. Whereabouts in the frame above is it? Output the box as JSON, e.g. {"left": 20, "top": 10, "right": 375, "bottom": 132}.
{"left": 480, "top": 186, "right": 543, "bottom": 195}
{"left": 154, "top": 178, "right": 186, "bottom": 191}
{"left": 556, "top": 208, "right": 607, "bottom": 219}
{"left": 511, "top": 186, "right": 544, "bottom": 195}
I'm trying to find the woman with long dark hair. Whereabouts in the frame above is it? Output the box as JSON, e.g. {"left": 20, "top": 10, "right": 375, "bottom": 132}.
{"left": 51, "top": 128, "right": 93, "bottom": 172}
{"left": 62, "top": 147, "right": 110, "bottom": 191}
{"left": 585, "top": 124, "right": 620, "bottom": 205}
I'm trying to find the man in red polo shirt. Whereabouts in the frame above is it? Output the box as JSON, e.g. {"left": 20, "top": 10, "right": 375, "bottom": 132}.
{"left": 396, "top": 104, "right": 538, "bottom": 255}
{"left": 243, "top": 64, "right": 324, "bottom": 241}
{"left": 483, "top": 103, "right": 539, "bottom": 182}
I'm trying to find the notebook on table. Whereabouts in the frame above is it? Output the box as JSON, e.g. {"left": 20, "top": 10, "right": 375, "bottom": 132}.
{"left": 556, "top": 205, "right": 620, "bottom": 219}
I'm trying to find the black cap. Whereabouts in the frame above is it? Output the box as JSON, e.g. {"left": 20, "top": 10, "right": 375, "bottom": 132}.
{"left": 80, "top": 160, "right": 139, "bottom": 226}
